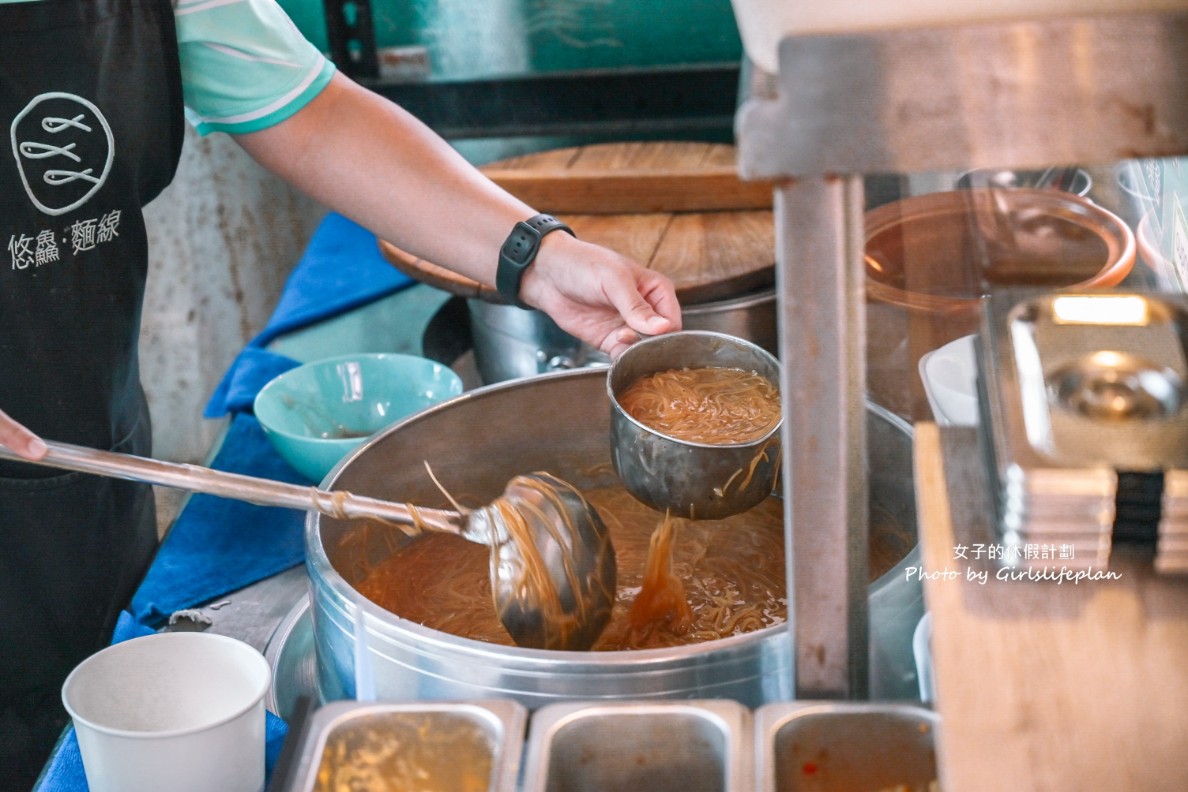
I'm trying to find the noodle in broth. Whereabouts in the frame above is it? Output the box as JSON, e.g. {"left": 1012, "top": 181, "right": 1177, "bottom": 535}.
{"left": 354, "top": 486, "right": 789, "bottom": 650}
{"left": 625, "top": 511, "right": 693, "bottom": 641}
{"left": 353, "top": 482, "right": 912, "bottom": 651}
{"left": 617, "top": 366, "right": 781, "bottom": 444}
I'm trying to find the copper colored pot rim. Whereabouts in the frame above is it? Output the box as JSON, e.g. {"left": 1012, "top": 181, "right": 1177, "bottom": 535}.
{"left": 864, "top": 188, "right": 1136, "bottom": 314}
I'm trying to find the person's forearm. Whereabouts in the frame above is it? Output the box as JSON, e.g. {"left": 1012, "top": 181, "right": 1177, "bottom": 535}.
{"left": 235, "top": 71, "right": 682, "bottom": 357}
{"left": 234, "top": 72, "right": 530, "bottom": 286}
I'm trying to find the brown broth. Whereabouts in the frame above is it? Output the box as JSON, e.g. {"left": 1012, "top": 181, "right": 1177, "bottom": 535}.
{"left": 353, "top": 484, "right": 912, "bottom": 651}
{"left": 625, "top": 512, "right": 693, "bottom": 640}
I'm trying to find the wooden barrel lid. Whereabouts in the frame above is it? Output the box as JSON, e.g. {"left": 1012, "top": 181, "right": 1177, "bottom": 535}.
{"left": 378, "top": 141, "right": 776, "bottom": 306}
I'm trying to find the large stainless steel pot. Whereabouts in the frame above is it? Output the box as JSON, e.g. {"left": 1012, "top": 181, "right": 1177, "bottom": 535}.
{"left": 306, "top": 369, "right": 923, "bottom": 709}
{"left": 467, "top": 287, "right": 777, "bottom": 384}
{"left": 466, "top": 299, "right": 610, "bottom": 384}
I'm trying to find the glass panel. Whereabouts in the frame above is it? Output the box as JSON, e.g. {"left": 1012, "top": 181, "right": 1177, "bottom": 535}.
{"left": 863, "top": 156, "right": 1188, "bottom": 426}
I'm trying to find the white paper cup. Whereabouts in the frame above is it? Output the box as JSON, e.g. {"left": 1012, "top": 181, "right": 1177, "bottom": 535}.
{"left": 62, "top": 632, "right": 272, "bottom": 792}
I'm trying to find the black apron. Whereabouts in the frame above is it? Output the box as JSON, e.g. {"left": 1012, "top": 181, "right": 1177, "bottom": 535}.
{"left": 0, "top": 0, "right": 184, "bottom": 780}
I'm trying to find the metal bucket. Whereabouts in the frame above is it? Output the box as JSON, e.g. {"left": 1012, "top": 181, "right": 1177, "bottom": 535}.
{"left": 466, "top": 299, "right": 611, "bottom": 384}
{"left": 305, "top": 369, "right": 923, "bottom": 708}
{"left": 466, "top": 287, "right": 777, "bottom": 384}
{"left": 607, "top": 331, "right": 783, "bottom": 520}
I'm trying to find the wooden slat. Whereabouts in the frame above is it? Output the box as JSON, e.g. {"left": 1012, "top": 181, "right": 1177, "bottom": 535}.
{"left": 377, "top": 214, "right": 673, "bottom": 305}
{"left": 702, "top": 143, "right": 741, "bottom": 168}
{"left": 377, "top": 239, "right": 500, "bottom": 302}
{"left": 479, "top": 141, "right": 774, "bottom": 214}
{"left": 478, "top": 168, "right": 775, "bottom": 214}
{"left": 649, "top": 211, "right": 775, "bottom": 303}
{"left": 484, "top": 146, "right": 578, "bottom": 173}
{"left": 381, "top": 212, "right": 773, "bottom": 305}
{"left": 564, "top": 213, "right": 671, "bottom": 269}
{"left": 571, "top": 140, "right": 713, "bottom": 171}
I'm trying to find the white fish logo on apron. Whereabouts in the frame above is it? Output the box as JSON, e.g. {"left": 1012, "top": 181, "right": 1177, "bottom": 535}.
{"left": 10, "top": 92, "right": 114, "bottom": 216}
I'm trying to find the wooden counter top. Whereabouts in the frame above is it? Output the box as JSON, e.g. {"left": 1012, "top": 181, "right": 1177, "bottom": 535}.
{"left": 914, "top": 422, "right": 1188, "bottom": 792}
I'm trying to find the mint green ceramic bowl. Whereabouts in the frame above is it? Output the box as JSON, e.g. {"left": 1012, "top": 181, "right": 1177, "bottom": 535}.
{"left": 254, "top": 353, "right": 463, "bottom": 483}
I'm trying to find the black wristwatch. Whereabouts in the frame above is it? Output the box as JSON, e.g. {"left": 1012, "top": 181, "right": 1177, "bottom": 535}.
{"left": 496, "top": 213, "right": 575, "bottom": 309}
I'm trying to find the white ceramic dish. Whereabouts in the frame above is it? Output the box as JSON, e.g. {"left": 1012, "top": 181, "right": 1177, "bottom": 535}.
{"left": 918, "top": 334, "right": 980, "bottom": 426}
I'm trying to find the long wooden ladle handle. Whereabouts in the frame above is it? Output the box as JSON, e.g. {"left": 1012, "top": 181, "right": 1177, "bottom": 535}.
{"left": 0, "top": 440, "right": 465, "bottom": 536}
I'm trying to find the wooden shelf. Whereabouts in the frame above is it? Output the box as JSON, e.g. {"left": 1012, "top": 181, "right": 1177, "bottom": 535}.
{"left": 914, "top": 422, "right": 1188, "bottom": 791}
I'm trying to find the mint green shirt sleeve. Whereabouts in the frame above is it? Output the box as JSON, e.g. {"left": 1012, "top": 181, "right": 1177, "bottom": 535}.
{"left": 175, "top": 0, "right": 336, "bottom": 136}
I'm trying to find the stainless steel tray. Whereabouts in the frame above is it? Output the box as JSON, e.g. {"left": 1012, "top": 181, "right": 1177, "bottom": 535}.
{"left": 265, "top": 600, "right": 943, "bottom": 791}
{"left": 979, "top": 290, "right": 1188, "bottom": 573}
{"left": 521, "top": 700, "right": 753, "bottom": 792}
{"left": 982, "top": 291, "right": 1188, "bottom": 472}
{"left": 755, "top": 701, "right": 939, "bottom": 792}
{"left": 281, "top": 699, "right": 527, "bottom": 792}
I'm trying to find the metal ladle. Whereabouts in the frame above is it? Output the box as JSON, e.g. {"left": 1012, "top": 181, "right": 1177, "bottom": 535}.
{"left": 0, "top": 441, "right": 616, "bottom": 651}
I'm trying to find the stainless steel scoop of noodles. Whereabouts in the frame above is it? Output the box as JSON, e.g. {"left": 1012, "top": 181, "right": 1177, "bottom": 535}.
{"left": 0, "top": 441, "right": 617, "bottom": 652}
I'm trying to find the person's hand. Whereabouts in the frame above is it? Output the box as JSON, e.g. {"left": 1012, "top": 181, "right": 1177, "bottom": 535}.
{"left": 0, "top": 408, "right": 47, "bottom": 460}
{"left": 520, "top": 233, "right": 682, "bottom": 359}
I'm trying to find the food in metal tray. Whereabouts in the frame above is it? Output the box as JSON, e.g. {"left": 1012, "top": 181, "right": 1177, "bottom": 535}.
{"left": 314, "top": 712, "right": 493, "bottom": 792}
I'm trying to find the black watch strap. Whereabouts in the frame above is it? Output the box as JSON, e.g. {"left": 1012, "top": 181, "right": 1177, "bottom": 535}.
{"left": 496, "top": 213, "right": 575, "bottom": 309}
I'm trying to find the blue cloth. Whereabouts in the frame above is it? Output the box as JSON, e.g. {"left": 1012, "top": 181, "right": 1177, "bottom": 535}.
{"left": 214, "top": 347, "right": 303, "bottom": 416}
{"left": 129, "top": 413, "right": 310, "bottom": 625}
{"left": 35, "top": 613, "right": 289, "bottom": 792}
{"left": 133, "top": 211, "right": 414, "bottom": 622}
{"left": 205, "top": 212, "right": 414, "bottom": 417}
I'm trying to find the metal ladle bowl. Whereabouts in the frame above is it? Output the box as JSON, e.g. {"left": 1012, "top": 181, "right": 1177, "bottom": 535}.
{"left": 479, "top": 472, "right": 616, "bottom": 651}
{"left": 0, "top": 442, "right": 616, "bottom": 651}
